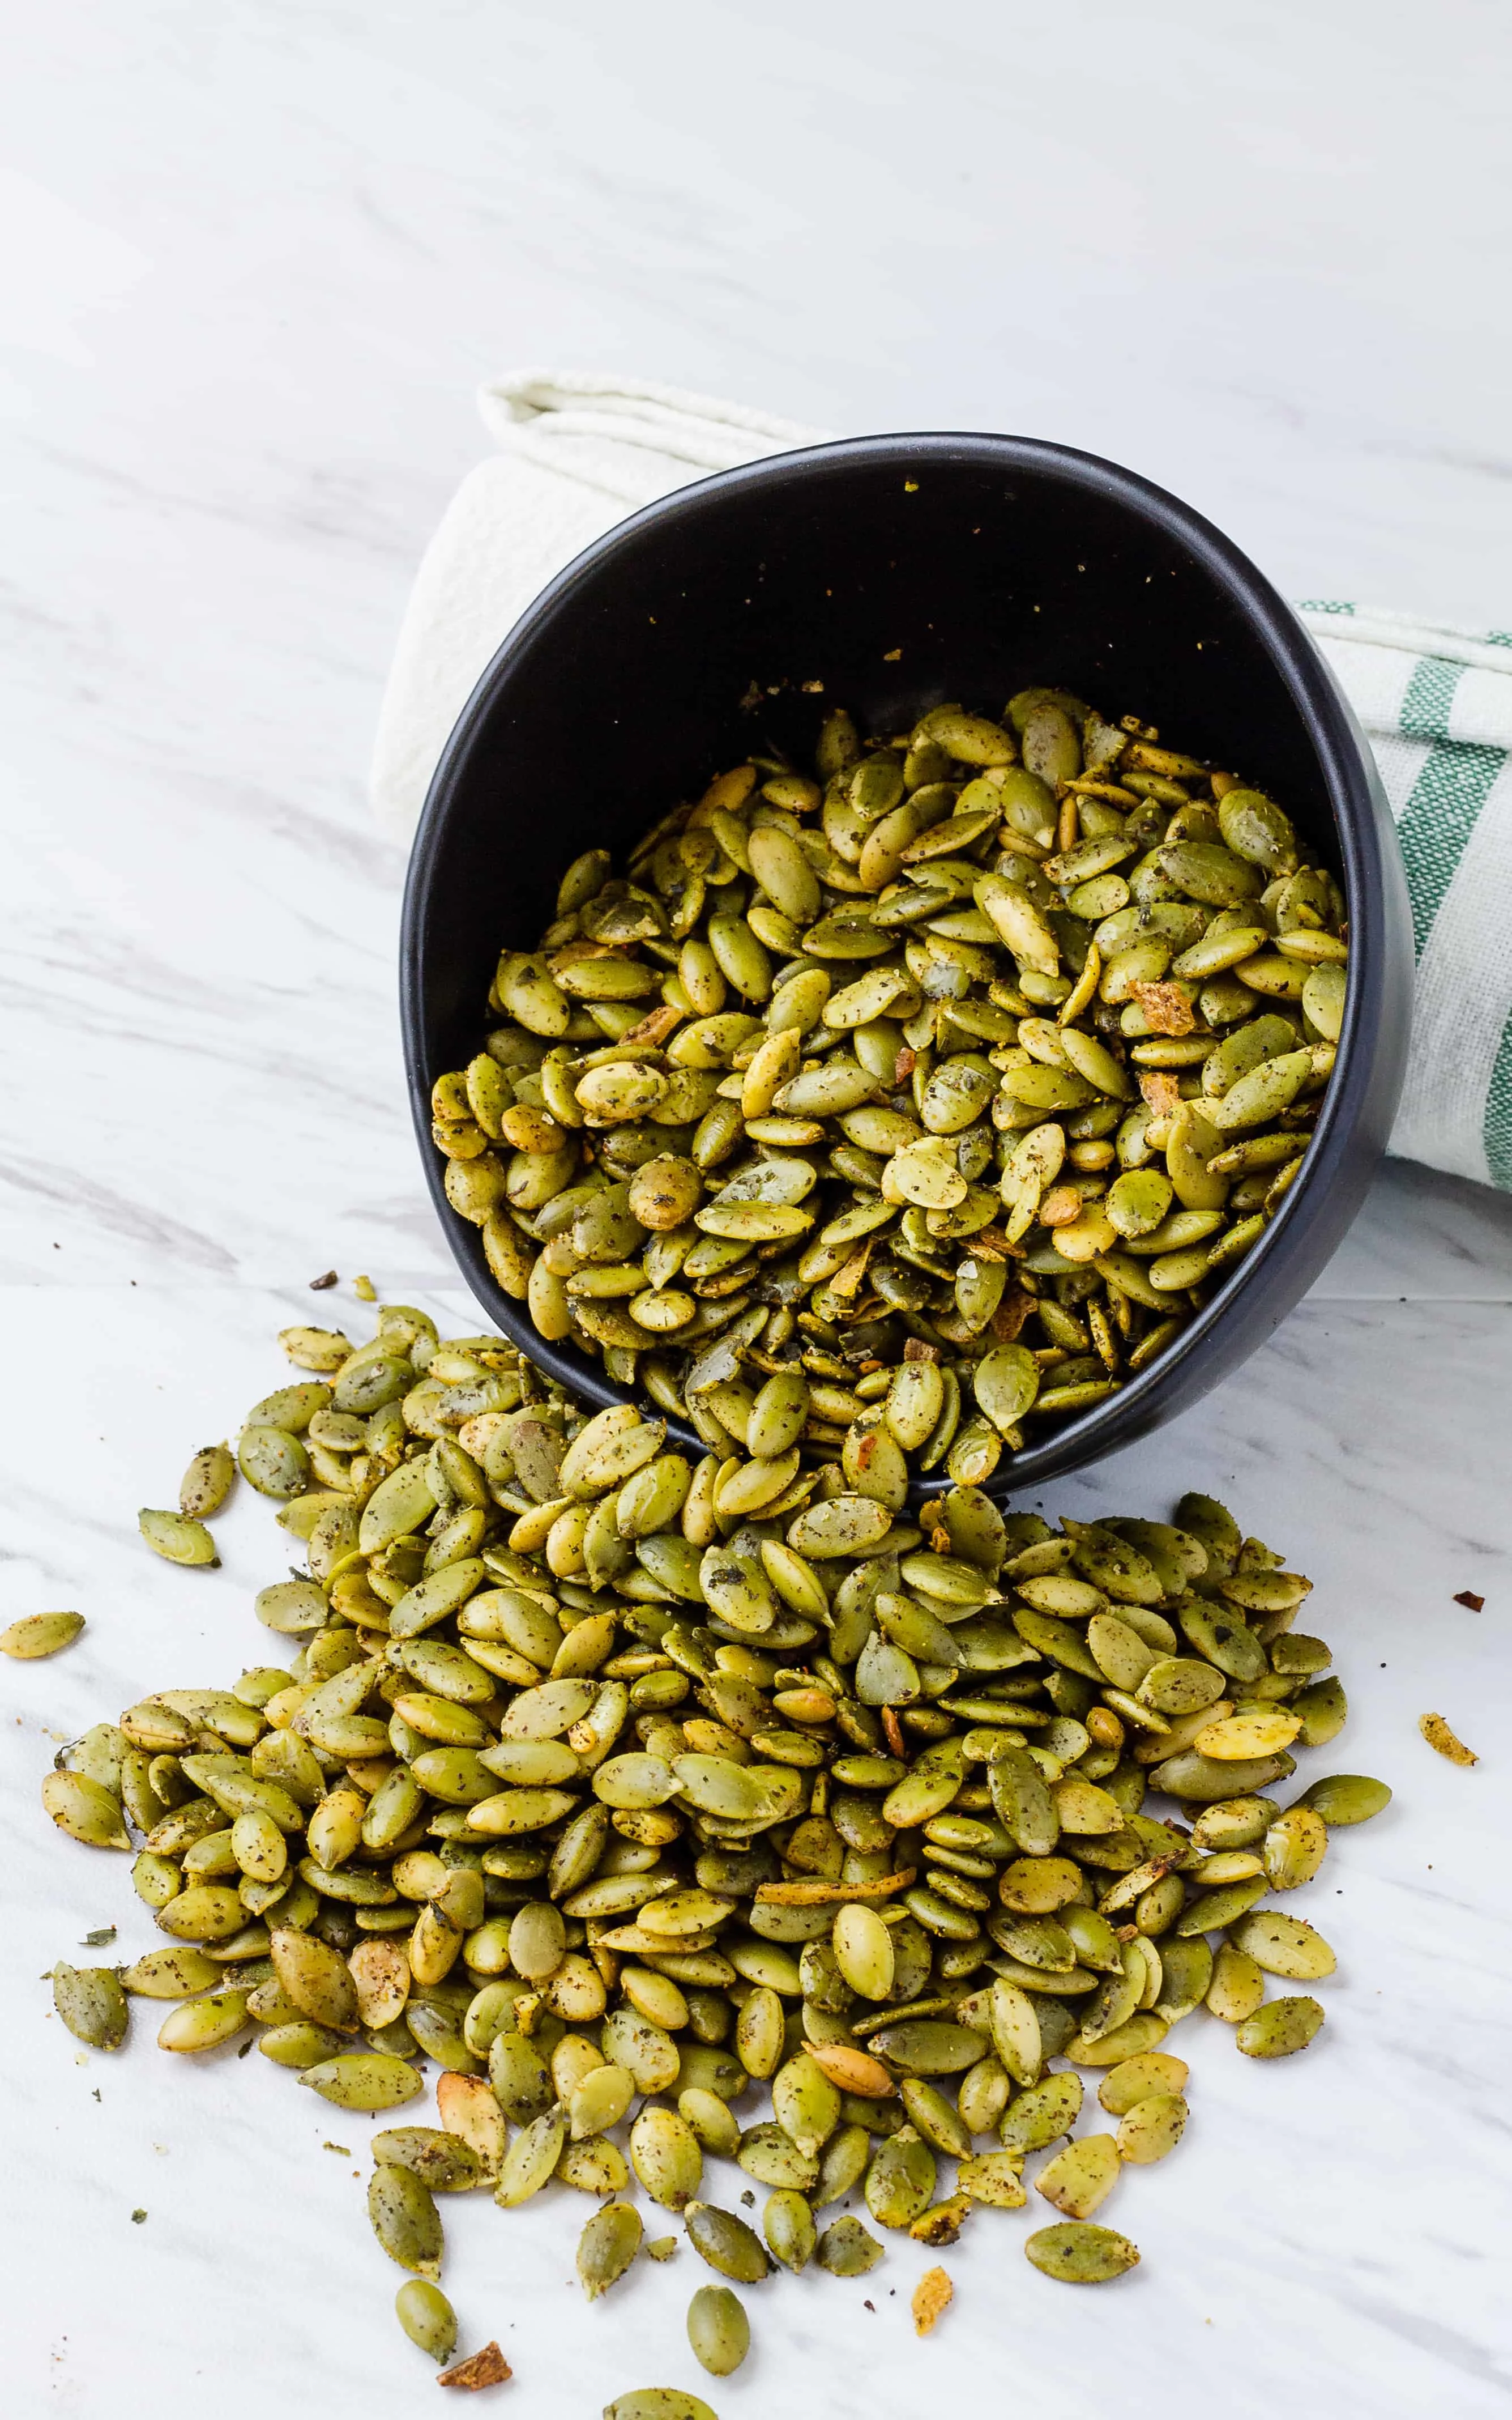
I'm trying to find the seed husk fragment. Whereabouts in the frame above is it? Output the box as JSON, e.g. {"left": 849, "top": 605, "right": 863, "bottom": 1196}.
{"left": 912, "top": 2265, "right": 954, "bottom": 2335}
{"left": 1419, "top": 1712, "right": 1477, "bottom": 1766}
{"left": 438, "top": 2343, "right": 512, "bottom": 2389}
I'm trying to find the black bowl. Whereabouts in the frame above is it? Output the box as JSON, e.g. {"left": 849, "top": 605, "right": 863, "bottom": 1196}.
{"left": 401, "top": 432, "right": 1411, "bottom": 1496}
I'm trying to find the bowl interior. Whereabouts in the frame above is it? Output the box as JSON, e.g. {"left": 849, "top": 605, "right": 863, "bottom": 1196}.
{"left": 404, "top": 434, "right": 1400, "bottom": 1492}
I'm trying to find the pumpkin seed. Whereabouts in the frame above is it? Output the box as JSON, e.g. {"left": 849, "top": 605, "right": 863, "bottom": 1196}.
{"left": 604, "top": 2395, "right": 718, "bottom": 2420}
{"left": 3, "top": 1612, "right": 86, "bottom": 1659}
{"left": 368, "top": 2165, "right": 443, "bottom": 2276}
{"left": 1229, "top": 1909, "right": 1336, "bottom": 1980}
{"left": 1026, "top": 2222, "right": 1141, "bottom": 2283}
{"left": 815, "top": 2213, "right": 885, "bottom": 2276}
{"left": 684, "top": 2200, "right": 770, "bottom": 2282}
{"left": 578, "top": 2201, "right": 645, "bottom": 2298}
{"left": 138, "top": 1509, "right": 219, "bottom": 1568}
{"left": 686, "top": 2284, "right": 749, "bottom": 2377}
{"left": 395, "top": 2279, "right": 458, "bottom": 2363}
{"left": 52, "top": 1962, "right": 129, "bottom": 2048}
{"left": 1236, "top": 1995, "right": 1325, "bottom": 2058}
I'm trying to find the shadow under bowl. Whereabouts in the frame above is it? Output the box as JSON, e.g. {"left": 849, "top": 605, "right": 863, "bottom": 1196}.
{"left": 401, "top": 432, "right": 1411, "bottom": 1498}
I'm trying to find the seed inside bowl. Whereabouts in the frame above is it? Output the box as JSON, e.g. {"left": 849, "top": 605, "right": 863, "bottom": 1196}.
{"left": 431, "top": 689, "right": 1346, "bottom": 1480}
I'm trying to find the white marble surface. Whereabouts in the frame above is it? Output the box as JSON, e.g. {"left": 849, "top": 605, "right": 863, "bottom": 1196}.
{"left": 3, "top": 4, "right": 1511, "bottom": 2416}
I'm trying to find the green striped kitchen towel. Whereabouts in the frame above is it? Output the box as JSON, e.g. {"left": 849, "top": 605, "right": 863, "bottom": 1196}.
{"left": 373, "top": 374, "right": 1512, "bottom": 1191}
{"left": 1299, "top": 606, "right": 1512, "bottom": 1188}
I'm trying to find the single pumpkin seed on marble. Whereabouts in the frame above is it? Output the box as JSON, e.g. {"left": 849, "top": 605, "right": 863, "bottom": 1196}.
{"left": 138, "top": 1509, "right": 219, "bottom": 1567}
{"left": 4, "top": 1611, "right": 87, "bottom": 1659}
{"left": 179, "top": 1443, "right": 236, "bottom": 1519}
{"left": 395, "top": 2278, "right": 458, "bottom": 2363}
{"left": 604, "top": 2396, "right": 719, "bottom": 2420}
{"left": 1025, "top": 2221, "right": 1140, "bottom": 2283}
{"left": 1236, "top": 1995, "right": 1325, "bottom": 2059}
{"left": 686, "top": 2285, "right": 749, "bottom": 2378}
{"left": 579, "top": 2200, "right": 644, "bottom": 2299}
{"left": 51, "top": 1962, "right": 129, "bottom": 2048}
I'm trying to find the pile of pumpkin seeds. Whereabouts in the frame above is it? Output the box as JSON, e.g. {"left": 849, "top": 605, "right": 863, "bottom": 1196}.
{"left": 431, "top": 691, "right": 1348, "bottom": 1482}
{"left": 40, "top": 1305, "right": 1390, "bottom": 2389}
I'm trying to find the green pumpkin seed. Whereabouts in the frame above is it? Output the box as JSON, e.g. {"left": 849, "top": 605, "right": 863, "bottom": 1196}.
{"left": 1206, "top": 1944, "right": 1266, "bottom": 2022}
{"left": 3, "top": 1612, "right": 86, "bottom": 1659}
{"left": 52, "top": 1962, "right": 129, "bottom": 2048}
{"left": 1228, "top": 1909, "right": 1336, "bottom": 1981}
{"left": 763, "top": 2187, "right": 817, "bottom": 2271}
{"left": 373, "top": 2128, "right": 483, "bottom": 2192}
{"left": 299, "top": 2055, "right": 424, "bottom": 2110}
{"left": 368, "top": 2165, "right": 443, "bottom": 2276}
{"left": 157, "top": 1991, "right": 251, "bottom": 2053}
{"left": 999, "top": 2072, "right": 1083, "bottom": 2153}
{"left": 578, "top": 2201, "right": 644, "bottom": 2300}
{"left": 684, "top": 2200, "right": 770, "bottom": 2283}
{"left": 395, "top": 2279, "right": 458, "bottom": 2363}
{"left": 631, "top": 2106, "right": 703, "bottom": 2208}
{"left": 1033, "top": 2133, "right": 1121, "bottom": 2219}
{"left": 1025, "top": 2221, "right": 1140, "bottom": 2283}
{"left": 686, "top": 2284, "right": 749, "bottom": 2378}
{"left": 604, "top": 2396, "right": 719, "bottom": 2420}
{"left": 1236, "top": 1995, "right": 1325, "bottom": 2058}
{"left": 138, "top": 1509, "right": 220, "bottom": 1567}
{"left": 1295, "top": 1773, "right": 1391, "bottom": 1826}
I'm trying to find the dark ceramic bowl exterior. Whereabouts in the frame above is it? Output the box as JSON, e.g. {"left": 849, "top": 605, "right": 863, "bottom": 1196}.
{"left": 401, "top": 433, "right": 1411, "bottom": 1496}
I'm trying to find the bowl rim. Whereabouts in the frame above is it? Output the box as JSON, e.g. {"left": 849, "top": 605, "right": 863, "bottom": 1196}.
{"left": 402, "top": 427, "right": 1400, "bottom": 1494}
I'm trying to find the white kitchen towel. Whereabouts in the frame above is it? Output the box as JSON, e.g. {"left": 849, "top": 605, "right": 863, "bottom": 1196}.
{"left": 372, "top": 371, "right": 1512, "bottom": 1190}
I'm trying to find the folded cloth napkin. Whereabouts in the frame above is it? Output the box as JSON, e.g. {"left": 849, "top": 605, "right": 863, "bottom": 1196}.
{"left": 372, "top": 371, "right": 1512, "bottom": 1192}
